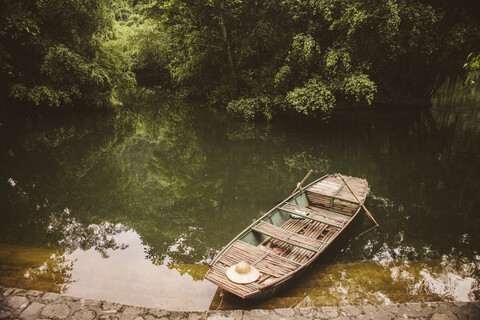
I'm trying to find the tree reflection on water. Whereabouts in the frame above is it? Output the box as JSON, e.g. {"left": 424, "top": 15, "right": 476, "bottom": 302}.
{"left": 0, "top": 83, "right": 479, "bottom": 306}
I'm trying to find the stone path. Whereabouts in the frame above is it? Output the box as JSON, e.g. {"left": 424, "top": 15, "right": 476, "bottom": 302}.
{"left": 1, "top": 286, "right": 479, "bottom": 319}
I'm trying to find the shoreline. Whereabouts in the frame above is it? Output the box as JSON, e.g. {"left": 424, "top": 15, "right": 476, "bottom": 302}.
{"left": 1, "top": 286, "right": 479, "bottom": 319}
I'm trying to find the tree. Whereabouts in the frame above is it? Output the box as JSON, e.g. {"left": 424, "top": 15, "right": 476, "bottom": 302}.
{"left": 139, "top": 0, "right": 480, "bottom": 119}
{"left": 0, "top": 0, "right": 134, "bottom": 110}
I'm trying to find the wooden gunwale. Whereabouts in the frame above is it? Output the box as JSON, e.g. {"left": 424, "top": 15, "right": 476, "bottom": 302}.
{"left": 245, "top": 178, "right": 369, "bottom": 296}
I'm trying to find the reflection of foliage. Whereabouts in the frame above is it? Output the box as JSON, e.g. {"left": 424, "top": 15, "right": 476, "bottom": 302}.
{"left": 24, "top": 253, "right": 75, "bottom": 293}
{"left": 47, "top": 211, "right": 129, "bottom": 258}
{"left": 0, "top": 108, "right": 135, "bottom": 251}
{"left": 165, "top": 263, "right": 210, "bottom": 282}
{"left": 0, "top": 243, "right": 73, "bottom": 294}
{"left": 284, "top": 151, "right": 331, "bottom": 172}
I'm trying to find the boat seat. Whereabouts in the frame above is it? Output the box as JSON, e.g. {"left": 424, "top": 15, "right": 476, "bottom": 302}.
{"left": 253, "top": 222, "right": 325, "bottom": 252}
{"left": 281, "top": 203, "right": 347, "bottom": 228}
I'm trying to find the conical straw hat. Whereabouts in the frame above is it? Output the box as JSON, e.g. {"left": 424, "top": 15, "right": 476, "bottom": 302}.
{"left": 226, "top": 261, "right": 260, "bottom": 284}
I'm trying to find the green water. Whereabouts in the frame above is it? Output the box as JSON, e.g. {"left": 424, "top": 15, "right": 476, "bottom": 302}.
{"left": 0, "top": 83, "right": 479, "bottom": 310}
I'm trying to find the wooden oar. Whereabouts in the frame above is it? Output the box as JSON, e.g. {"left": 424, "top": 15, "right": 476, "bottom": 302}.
{"left": 338, "top": 173, "right": 379, "bottom": 227}
{"left": 291, "top": 169, "right": 313, "bottom": 195}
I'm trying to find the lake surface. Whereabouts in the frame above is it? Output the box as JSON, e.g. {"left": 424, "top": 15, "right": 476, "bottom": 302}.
{"left": 1, "top": 82, "right": 479, "bottom": 310}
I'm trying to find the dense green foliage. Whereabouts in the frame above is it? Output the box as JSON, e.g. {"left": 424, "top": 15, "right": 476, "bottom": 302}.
{"left": 1, "top": 0, "right": 479, "bottom": 118}
{"left": 137, "top": 0, "right": 480, "bottom": 118}
{"left": 0, "top": 0, "right": 134, "bottom": 109}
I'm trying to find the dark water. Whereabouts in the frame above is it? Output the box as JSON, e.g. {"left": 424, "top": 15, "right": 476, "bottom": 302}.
{"left": 1, "top": 83, "right": 479, "bottom": 310}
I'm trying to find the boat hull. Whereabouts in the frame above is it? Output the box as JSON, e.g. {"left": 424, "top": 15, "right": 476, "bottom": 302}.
{"left": 204, "top": 174, "right": 369, "bottom": 300}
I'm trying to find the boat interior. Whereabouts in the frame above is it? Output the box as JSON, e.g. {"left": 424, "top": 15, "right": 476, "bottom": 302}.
{"left": 205, "top": 175, "right": 367, "bottom": 297}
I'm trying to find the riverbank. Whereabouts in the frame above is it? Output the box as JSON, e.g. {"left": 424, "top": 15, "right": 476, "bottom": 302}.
{"left": 1, "top": 286, "right": 479, "bottom": 320}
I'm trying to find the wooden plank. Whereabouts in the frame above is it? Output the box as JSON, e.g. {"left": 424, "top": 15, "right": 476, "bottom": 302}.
{"left": 205, "top": 269, "right": 254, "bottom": 296}
{"left": 236, "top": 241, "right": 302, "bottom": 268}
{"left": 218, "top": 241, "right": 302, "bottom": 278}
{"left": 305, "top": 205, "right": 351, "bottom": 221}
{"left": 333, "top": 176, "right": 351, "bottom": 196}
{"left": 279, "top": 206, "right": 342, "bottom": 228}
{"left": 253, "top": 227, "right": 317, "bottom": 252}
{"left": 307, "top": 190, "right": 360, "bottom": 205}
{"left": 253, "top": 222, "right": 323, "bottom": 252}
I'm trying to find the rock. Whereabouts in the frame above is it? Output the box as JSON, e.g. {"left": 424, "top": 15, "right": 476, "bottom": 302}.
{"left": 186, "top": 311, "right": 205, "bottom": 320}
{"left": 298, "top": 307, "right": 314, "bottom": 316}
{"left": 472, "top": 301, "right": 480, "bottom": 311}
{"left": 148, "top": 309, "right": 169, "bottom": 318}
{"left": 431, "top": 313, "right": 458, "bottom": 320}
{"left": 221, "top": 310, "right": 243, "bottom": 320}
{"left": 206, "top": 314, "right": 234, "bottom": 320}
{"left": 455, "top": 303, "right": 480, "bottom": 320}
{"left": 165, "top": 312, "right": 188, "bottom": 320}
{"left": 42, "top": 292, "right": 61, "bottom": 302}
{"left": 122, "top": 306, "right": 143, "bottom": 318}
{"left": 41, "top": 303, "right": 71, "bottom": 319}
{"left": 12, "top": 288, "right": 26, "bottom": 295}
{"left": 21, "top": 302, "right": 46, "bottom": 317}
{"left": 370, "top": 309, "right": 393, "bottom": 319}
{"left": 243, "top": 309, "right": 270, "bottom": 320}
{"left": 319, "top": 306, "right": 339, "bottom": 318}
{"left": 384, "top": 304, "right": 400, "bottom": 313}
{"left": 27, "top": 289, "right": 43, "bottom": 297}
{"left": 274, "top": 308, "right": 295, "bottom": 317}
{"left": 104, "top": 309, "right": 119, "bottom": 314}
{"left": 81, "top": 298, "right": 102, "bottom": 308}
{"left": 362, "top": 305, "right": 377, "bottom": 316}
{"left": 3, "top": 285, "right": 480, "bottom": 320}
{"left": 72, "top": 309, "right": 96, "bottom": 320}
{"left": 434, "top": 302, "right": 456, "bottom": 314}
{"left": 2, "top": 287, "right": 15, "bottom": 296}
{"left": 102, "top": 301, "right": 122, "bottom": 311}
{"left": 405, "top": 303, "right": 423, "bottom": 312}
{"left": 7, "top": 296, "right": 29, "bottom": 309}
{"left": 100, "top": 315, "right": 120, "bottom": 320}
{"left": 341, "top": 305, "right": 362, "bottom": 317}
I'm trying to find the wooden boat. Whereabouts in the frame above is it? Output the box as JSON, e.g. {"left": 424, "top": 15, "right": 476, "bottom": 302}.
{"left": 204, "top": 173, "right": 369, "bottom": 299}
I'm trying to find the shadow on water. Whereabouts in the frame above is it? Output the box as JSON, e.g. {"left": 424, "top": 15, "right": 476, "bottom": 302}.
{"left": 0, "top": 81, "right": 479, "bottom": 309}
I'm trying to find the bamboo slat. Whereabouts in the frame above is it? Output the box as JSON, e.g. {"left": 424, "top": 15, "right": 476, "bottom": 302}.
{"left": 217, "top": 241, "right": 301, "bottom": 279}
{"left": 253, "top": 223, "right": 318, "bottom": 252}
{"left": 205, "top": 268, "right": 254, "bottom": 297}
{"left": 306, "top": 175, "right": 367, "bottom": 213}
{"left": 282, "top": 203, "right": 346, "bottom": 227}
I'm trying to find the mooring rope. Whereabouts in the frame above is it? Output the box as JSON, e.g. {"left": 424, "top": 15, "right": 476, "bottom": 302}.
{"left": 203, "top": 289, "right": 224, "bottom": 320}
